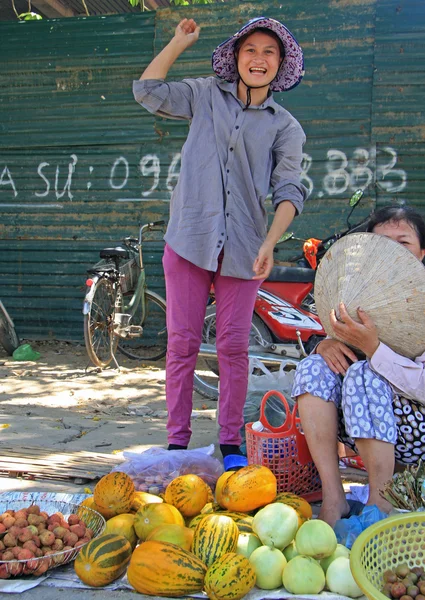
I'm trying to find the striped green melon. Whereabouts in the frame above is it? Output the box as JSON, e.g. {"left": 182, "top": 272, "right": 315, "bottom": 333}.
{"left": 93, "top": 471, "right": 135, "bottom": 516}
{"left": 164, "top": 474, "right": 210, "bottom": 517}
{"left": 216, "top": 511, "right": 251, "bottom": 522}
{"left": 188, "top": 513, "right": 207, "bottom": 529}
{"left": 191, "top": 514, "right": 239, "bottom": 567}
{"left": 204, "top": 552, "right": 256, "bottom": 600}
{"left": 236, "top": 516, "right": 254, "bottom": 533}
{"left": 127, "top": 540, "right": 207, "bottom": 597}
{"left": 74, "top": 533, "right": 132, "bottom": 587}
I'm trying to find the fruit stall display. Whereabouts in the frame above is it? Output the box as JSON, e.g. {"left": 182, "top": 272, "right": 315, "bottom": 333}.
{"left": 0, "top": 465, "right": 414, "bottom": 600}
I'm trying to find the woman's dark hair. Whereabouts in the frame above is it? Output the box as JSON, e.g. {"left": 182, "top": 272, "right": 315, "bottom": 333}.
{"left": 366, "top": 205, "right": 425, "bottom": 249}
{"left": 234, "top": 28, "right": 285, "bottom": 60}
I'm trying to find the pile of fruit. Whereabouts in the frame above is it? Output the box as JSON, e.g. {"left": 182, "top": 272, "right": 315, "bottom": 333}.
{"left": 70, "top": 464, "right": 364, "bottom": 599}
{"left": 0, "top": 504, "right": 96, "bottom": 577}
{"left": 382, "top": 564, "right": 425, "bottom": 600}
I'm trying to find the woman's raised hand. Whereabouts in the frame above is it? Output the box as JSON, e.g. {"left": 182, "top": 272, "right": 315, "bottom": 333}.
{"left": 330, "top": 303, "right": 380, "bottom": 359}
{"left": 174, "top": 18, "right": 201, "bottom": 49}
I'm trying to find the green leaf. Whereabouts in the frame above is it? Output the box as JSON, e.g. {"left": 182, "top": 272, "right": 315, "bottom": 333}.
{"left": 128, "top": 0, "right": 140, "bottom": 6}
{"left": 18, "top": 11, "right": 43, "bottom": 20}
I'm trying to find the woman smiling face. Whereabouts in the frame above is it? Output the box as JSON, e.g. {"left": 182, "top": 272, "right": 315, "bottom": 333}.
{"left": 373, "top": 219, "right": 425, "bottom": 261}
{"left": 236, "top": 31, "right": 282, "bottom": 91}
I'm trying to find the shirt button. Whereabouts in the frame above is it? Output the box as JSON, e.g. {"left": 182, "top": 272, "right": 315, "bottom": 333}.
{"left": 235, "top": 126, "right": 239, "bottom": 130}
{"left": 221, "top": 233, "right": 224, "bottom": 236}
{"left": 230, "top": 147, "right": 233, "bottom": 152}
{"left": 226, "top": 213, "right": 229, "bottom": 217}
{"left": 226, "top": 169, "right": 229, "bottom": 173}
{"left": 227, "top": 191, "right": 230, "bottom": 194}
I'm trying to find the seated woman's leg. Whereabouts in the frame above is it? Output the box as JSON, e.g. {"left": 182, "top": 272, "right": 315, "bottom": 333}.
{"left": 393, "top": 396, "right": 425, "bottom": 465}
{"left": 342, "top": 361, "right": 396, "bottom": 513}
{"left": 293, "top": 355, "right": 349, "bottom": 527}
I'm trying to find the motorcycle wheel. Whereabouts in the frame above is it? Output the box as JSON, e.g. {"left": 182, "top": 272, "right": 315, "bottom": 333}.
{"left": 193, "top": 306, "right": 273, "bottom": 400}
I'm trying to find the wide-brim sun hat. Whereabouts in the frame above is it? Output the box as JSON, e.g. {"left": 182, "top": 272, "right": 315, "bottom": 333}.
{"left": 212, "top": 16, "right": 304, "bottom": 92}
{"left": 314, "top": 232, "right": 425, "bottom": 359}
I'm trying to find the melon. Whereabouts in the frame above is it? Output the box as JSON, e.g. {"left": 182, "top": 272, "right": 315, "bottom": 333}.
{"left": 282, "top": 541, "right": 299, "bottom": 562}
{"left": 236, "top": 532, "right": 262, "bottom": 558}
{"left": 134, "top": 502, "right": 184, "bottom": 541}
{"left": 249, "top": 545, "right": 287, "bottom": 590}
{"left": 295, "top": 519, "right": 337, "bottom": 559}
{"left": 146, "top": 523, "right": 194, "bottom": 551}
{"left": 104, "top": 513, "right": 138, "bottom": 549}
{"left": 320, "top": 544, "right": 350, "bottom": 574}
{"left": 252, "top": 502, "right": 298, "bottom": 549}
{"left": 326, "top": 556, "right": 363, "bottom": 598}
{"left": 282, "top": 555, "right": 325, "bottom": 594}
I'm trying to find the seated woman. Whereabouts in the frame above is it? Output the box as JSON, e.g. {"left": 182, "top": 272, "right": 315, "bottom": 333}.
{"left": 292, "top": 205, "right": 425, "bottom": 527}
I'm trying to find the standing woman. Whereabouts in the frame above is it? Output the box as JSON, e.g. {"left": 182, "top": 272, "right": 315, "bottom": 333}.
{"left": 133, "top": 16, "right": 308, "bottom": 470}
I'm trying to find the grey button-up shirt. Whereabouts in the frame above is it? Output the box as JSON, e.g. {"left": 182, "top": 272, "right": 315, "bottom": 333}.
{"left": 133, "top": 76, "right": 307, "bottom": 279}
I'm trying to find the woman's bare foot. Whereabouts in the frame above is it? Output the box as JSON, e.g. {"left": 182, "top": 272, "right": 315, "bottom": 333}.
{"left": 367, "top": 493, "right": 392, "bottom": 514}
{"left": 318, "top": 495, "right": 350, "bottom": 528}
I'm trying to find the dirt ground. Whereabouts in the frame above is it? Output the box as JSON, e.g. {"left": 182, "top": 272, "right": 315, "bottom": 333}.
{"left": 0, "top": 338, "right": 366, "bottom": 496}
{"left": 0, "top": 339, "right": 219, "bottom": 495}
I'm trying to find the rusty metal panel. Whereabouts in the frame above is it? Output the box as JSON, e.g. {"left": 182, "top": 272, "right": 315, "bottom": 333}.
{"left": 372, "top": 0, "right": 425, "bottom": 211}
{"left": 0, "top": 12, "right": 167, "bottom": 341}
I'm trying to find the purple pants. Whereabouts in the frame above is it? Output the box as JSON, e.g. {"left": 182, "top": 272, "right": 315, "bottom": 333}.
{"left": 162, "top": 245, "right": 262, "bottom": 446}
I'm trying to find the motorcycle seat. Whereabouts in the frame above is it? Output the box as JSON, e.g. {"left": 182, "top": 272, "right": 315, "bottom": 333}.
{"left": 267, "top": 266, "right": 315, "bottom": 283}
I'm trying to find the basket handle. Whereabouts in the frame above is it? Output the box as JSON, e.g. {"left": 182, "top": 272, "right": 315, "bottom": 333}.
{"left": 259, "top": 390, "right": 295, "bottom": 434}
{"left": 258, "top": 391, "right": 315, "bottom": 467}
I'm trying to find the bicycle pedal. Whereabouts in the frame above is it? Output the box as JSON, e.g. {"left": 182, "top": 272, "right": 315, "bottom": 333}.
{"left": 127, "top": 325, "right": 143, "bottom": 337}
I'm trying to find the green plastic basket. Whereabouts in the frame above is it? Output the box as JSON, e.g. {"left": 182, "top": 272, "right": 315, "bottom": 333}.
{"left": 350, "top": 511, "right": 425, "bottom": 600}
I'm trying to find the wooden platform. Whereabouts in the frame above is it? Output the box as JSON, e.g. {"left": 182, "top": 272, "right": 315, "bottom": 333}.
{"left": 0, "top": 445, "right": 124, "bottom": 484}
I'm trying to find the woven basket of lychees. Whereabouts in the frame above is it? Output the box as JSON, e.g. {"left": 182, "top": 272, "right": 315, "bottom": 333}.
{"left": 0, "top": 500, "right": 105, "bottom": 578}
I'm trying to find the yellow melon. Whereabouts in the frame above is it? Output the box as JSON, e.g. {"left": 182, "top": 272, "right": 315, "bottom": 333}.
{"left": 146, "top": 523, "right": 194, "bottom": 551}
{"left": 104, "top": 513, "right": 138, "bottom": 549}
{"left": 134, "top": 502, "right": 185, "bottom": 541}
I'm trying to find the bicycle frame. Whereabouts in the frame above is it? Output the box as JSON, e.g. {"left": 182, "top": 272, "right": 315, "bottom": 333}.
{"left": 0, "top": 299, "right": 20, "bottom": 355}
{"left": 0, "top": 300, "right": 15, "bottom": 331}
{"left": 117, "top": 222, "right": 159, "bottom": 332}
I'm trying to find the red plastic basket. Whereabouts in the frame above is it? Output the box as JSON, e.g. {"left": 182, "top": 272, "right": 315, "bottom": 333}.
{"left": 246, "top": 390, "right": 322, "bottom": 502}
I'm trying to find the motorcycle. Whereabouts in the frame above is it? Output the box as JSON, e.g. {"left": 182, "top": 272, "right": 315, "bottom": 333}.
{"left": 193, "top": 190, "right": 368, "bottom": 399}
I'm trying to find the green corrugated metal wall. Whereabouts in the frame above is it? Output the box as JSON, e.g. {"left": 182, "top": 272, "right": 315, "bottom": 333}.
{"left": 0, "top": 0, "right": 424, "bottom": 340}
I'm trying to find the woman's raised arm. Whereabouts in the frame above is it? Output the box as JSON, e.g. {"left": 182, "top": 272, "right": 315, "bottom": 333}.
{"left": 140, "top": 18, "right": 200, "bottom": 81}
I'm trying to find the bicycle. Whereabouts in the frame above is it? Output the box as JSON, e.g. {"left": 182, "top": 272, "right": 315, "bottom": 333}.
{"left": 0, "top": 300, "right": 20, "bottom": 355}
{"left": 83, "top": 221, "right": 168, "bottom": 368}
{"left": 82, "top": 222, "right": 270, "bottom": 398}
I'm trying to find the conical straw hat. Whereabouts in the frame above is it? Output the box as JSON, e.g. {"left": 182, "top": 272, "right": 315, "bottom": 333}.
{"left": 314, "top": 232, "right": 425, "bottom": 359}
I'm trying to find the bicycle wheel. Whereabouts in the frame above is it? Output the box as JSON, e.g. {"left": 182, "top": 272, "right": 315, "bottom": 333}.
{"left": 193, "top": 307, "right": 273, "bottom": 400}
{"left": 84, "top": 277, "right": 119, "bottom": 368}
{"left": 118, "top": 290, "right": 167, "bottom": 362}
{"left": 0, "top": 305, "right": 19, "bottom": 355}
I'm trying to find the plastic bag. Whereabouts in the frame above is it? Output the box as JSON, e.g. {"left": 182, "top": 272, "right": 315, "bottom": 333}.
{"left": 12, "top": 343, "right": 40, "bottom": 361}
{"left": 240, "top": 359, "right": 297, "bottom": 453}
{"left": 248, "top": 358, "right": 296, "bottom": 395}
{"left": 334, "top": 504, "right": 389, "bottom": 549}
{"left": 111, "top": 444, "right": 223, "bottom": 494}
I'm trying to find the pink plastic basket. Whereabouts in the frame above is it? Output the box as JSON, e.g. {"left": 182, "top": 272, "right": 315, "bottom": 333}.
{"left": 246, "top": 390, "right": 322, "bottom": 502}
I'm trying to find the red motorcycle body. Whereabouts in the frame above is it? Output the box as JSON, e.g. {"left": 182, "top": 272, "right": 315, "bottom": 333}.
{"left": 255, "top": 268, "right": 325, "bottom": 344}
